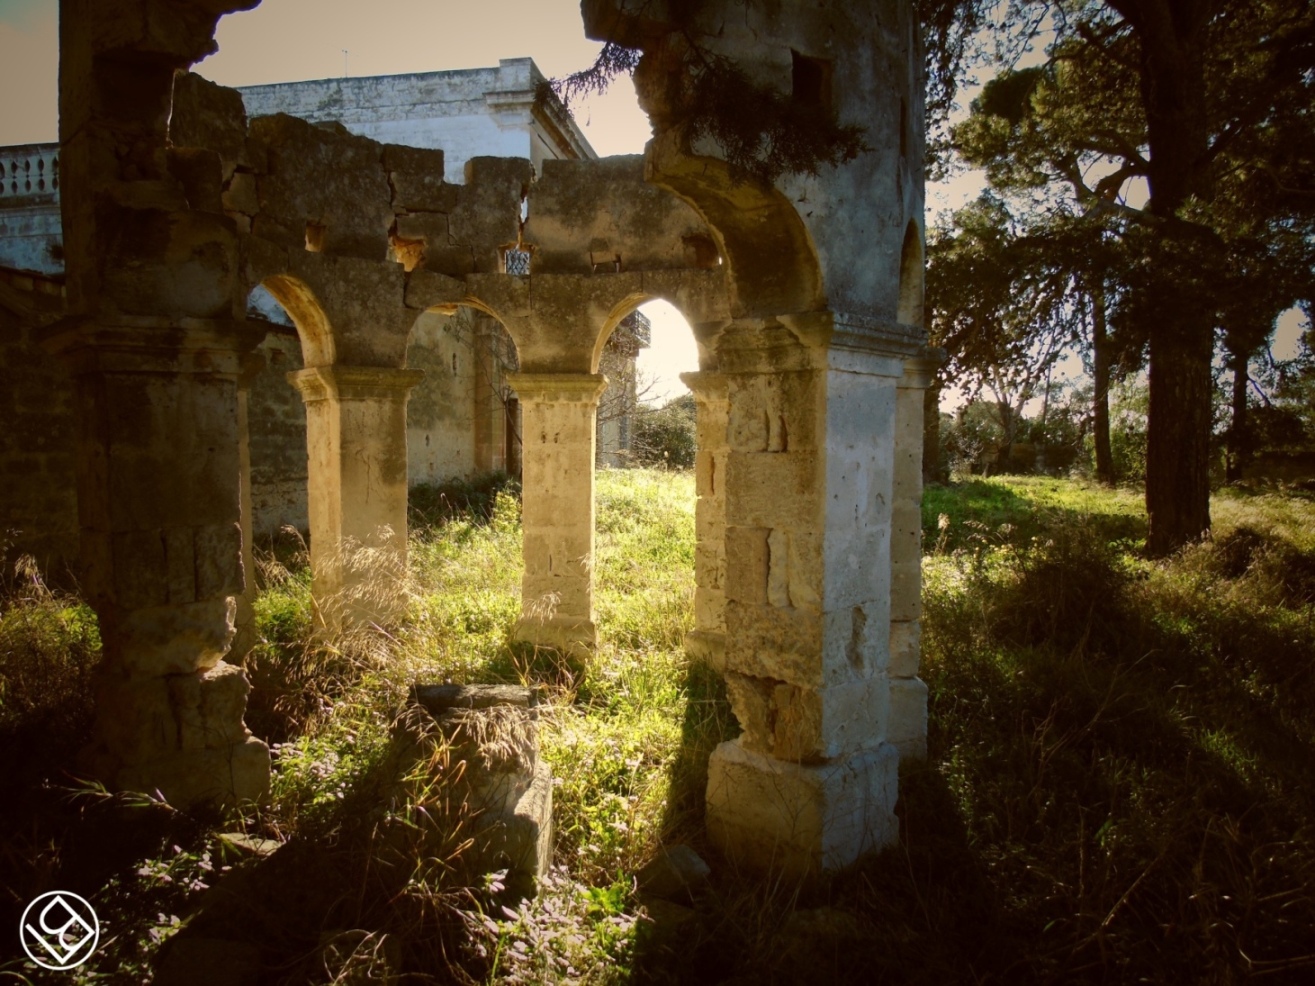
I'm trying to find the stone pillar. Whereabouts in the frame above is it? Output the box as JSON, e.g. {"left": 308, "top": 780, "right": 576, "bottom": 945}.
{"left": 680, "top": 371, "right": 729, "bottom": 668}
{"left": 509, "top": 372, "right": 607, "bottom": 654}
{"left": 288, "top": 365, "right": 424, "bottom": 628}
{"left": 231, "top": 350, "right": 263, "bottom": 661}
{"left": 704, "top": 320, "right": 905, "bottom": 875}
{"left": 55, "top": 329, "right": 270, "bottom": 807}
{"left": 889, "top": 356, "right": 938, "bottom": 762}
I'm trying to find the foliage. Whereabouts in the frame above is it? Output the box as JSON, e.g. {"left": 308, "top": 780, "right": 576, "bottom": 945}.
{"left": 913, "top": 476, "right": 1315, "bottom": 981}
{"left": 946, "top": 0, "right": 1315, "bottom": 552}
{"left": 927, "top": 195, "right": 1085, "bottom": 451}
{"left": 8, "top": 474, "right": 1315, "bottom": 982}
{"left": 0, "top": 558, "right": 100, "bottom": 739}
{"left": 631, "top": 393, "right": 697, "bottom": 469}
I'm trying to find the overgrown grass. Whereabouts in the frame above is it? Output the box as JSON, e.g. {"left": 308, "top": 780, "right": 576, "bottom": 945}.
{"left": 911, "top": 476, "right": 1315, "bottom": 983}
{"left": 3, "top": 472, "right": 1314, "bottom": 983}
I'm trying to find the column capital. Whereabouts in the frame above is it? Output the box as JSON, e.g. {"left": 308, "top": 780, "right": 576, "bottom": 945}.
{"left": 509, "top": 372, "right": 608, "bottom": 404}
{"left": 288, "top": 365, "right": 425, "bottom": 403}
{"left": 680, "top": 370, "right": 729, "bottom": 402}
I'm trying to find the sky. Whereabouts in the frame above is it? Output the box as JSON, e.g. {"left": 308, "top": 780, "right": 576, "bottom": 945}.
{"left": 0, "top": 0, "right": 1304, "bottom": 402}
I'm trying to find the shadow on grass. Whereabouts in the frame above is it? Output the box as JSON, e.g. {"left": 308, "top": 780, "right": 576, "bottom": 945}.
{"left": 625, "top": 506, "right": 1315, "bottom": 985}
{"left": 409, "top": 471, "right": 520, "bottom": 531}
{"left": 923, "top": 478, "right": 1146, "bottom": 555}
{"left": 624, "top": 761, "right": 1006, "bottom": 986}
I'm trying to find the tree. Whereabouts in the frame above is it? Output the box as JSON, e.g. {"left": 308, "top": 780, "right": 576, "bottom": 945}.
{"left": 927, "top": 195, "right": 1083, "bottom": 461}
{"left": 949, "top": 0, "right": 1315, "bottom": 551}
{"left": 556, "top": 0, "right": 1314, "bottom": 550}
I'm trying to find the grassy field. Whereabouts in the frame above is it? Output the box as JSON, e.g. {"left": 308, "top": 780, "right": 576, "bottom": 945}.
{"left": 2, "top": 471, "right": 1313, "bottom": 983}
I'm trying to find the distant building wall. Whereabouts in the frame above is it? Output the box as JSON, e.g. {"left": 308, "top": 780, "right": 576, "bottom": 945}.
{"left": 406, "top": 310, "right": 479, "bottom": 485}
{"left": 238, "top": 59, "right": 595, "bottom": 184}
{"left": 0, "top": 144, "right": 62, "bottom": 275}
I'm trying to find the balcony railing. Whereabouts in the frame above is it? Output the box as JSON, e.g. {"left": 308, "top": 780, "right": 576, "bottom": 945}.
{"left": 1, "top": 144, "right": 60, "bottom": 202}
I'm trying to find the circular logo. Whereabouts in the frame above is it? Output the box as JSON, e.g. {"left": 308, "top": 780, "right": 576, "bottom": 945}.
{"left": 19, "top": 891, "right": 100, "bottom": 971}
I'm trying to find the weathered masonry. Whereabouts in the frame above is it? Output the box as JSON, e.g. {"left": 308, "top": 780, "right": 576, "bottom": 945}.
{"left": 23, "top": 0, "right": 932, "bottom": 876}
{"left": 0, "top": 60, "right": 652, "bottom": 581}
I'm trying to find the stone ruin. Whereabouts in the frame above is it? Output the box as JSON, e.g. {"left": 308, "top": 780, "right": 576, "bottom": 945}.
{"left": 23, "top": 0, "right": 935, "bottom": 877}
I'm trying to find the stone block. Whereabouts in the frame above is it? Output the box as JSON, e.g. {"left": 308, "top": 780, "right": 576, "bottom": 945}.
{"left": 115, "top": 735, "right": 270, "bottom": 808}
{"left": 724, "top": 672, "right": 889, "bottom": 761}
{"left": 724, "top": 451, "right": 821, "bottom": 531}
{"left": 93, "top": 675, "right": 177, "bottom": 765}
{"left": 817, "top": 528, "right": 888, "bottom": 612}
{"left": 694, "top": 544, "right": 725, "bottom": 593}
{"left": 393, "top": 211, "right": 449, "bottom": 243}
{"left": 169, "top": 71, "right": 248, "bottom": 178}
{"left": 705, "top": 739, "right": 898, "bottom": 876}
{"left": 195, "top": 522, "right": 245, "bottom": 599}
{"left": 693, "top": 587, "right": 724, "bottom": 633}
{"left": 113, "top": 528, "right": 169, "bottom": 608}
{"left": 888, "top": 676, "right": 928, "bottom": 762}
{"left": 723, "top": 527, "right": 768, "bottom": 605}
{"left": 888, "top": 620, "right": 921, "bottom": 678}
{"left": 683, "top": 629, "right": 726, "bottom": 670}
{"left": 222, "top": 171, "right": 259, "bottom": 216}
{"left": 115, "top": 597, "right": 236, "bottom": 676}
{"left": 890, "top": 501, "right": 922, "bottom": 566}
{"left": 822, "top": 599, "right": 889, "bottom": 677}
{"left": 723, "top": 600, "right": 823, "bottom": 686}
{"left": 412, "top": 683, "right": 542, "bottom": 714}
{"left": 471, "top": 759, "right": 554, "bottom": 884}
{"left": 383, "top": 143, "right": 456, "bottom": 213}
{"left": 890, "top": 560, "right": 922, "bottom": 622}
{"left": 168, "top": 661, "right": 253, "bottom": 751}
{"left": 395, "top": 684, "right": 554, "bottom": 896}
{"left": 514, "top": 613, "right": 597, "bottom": 654}
{"left": 169, "top": 147, "right": 225, "bottom": 214}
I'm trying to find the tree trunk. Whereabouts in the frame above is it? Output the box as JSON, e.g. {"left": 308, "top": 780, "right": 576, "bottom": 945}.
{"left": 1091, "top": 284, "right": 1115, "bottom": 485}
{"left": 1115, "top": 0, "right": 1219, "bottom": 555}
{"left": 1226, "top": 343, "right": 1249, "bottom": 483}
{"left": 1145, "top": 325, "right": 1214, "bottom": 556}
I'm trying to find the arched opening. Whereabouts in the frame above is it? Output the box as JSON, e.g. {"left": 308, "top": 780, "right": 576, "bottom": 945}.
{"left": 241, "top": 282, "right": 315, "bottom": 550}
{"left": 897, "top": 219, "right": 924, "bottom": 327}
{"left": 590, "top": 296, "right": 716, "bottom": 658}
{"left": 405, "top": 305, "right": 522, "bottom": 488}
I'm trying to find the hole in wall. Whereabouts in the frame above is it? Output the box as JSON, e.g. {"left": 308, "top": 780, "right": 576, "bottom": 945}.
{"left": 791, "top": 50, "right": 832, "bottom": 109}
{"left": 304, "top": 221, "right": 326, "bottom": 253}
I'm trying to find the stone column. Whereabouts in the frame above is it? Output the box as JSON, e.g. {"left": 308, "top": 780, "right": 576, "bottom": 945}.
{"left": 509, "top": 372, "right": 607, "bottom": 654}
{"left": 54, "top": 328, "right": 270, "bottom": 807}
{"left": 704, "top": 318, "right": 906, "bottom": 876}
{"left": 231, "top": 350, "right": 264, "bottom": 661}
{"left": 889, "top": 355, "right": 938, "bottom": 761}
{"left": 288, "top": 365, "right": 424, "bottom": 628}
{"left": 680, "top": 370, "right": 729, "bottom": 668}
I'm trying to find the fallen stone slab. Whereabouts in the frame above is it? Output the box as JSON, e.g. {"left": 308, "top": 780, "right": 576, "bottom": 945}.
{"left": 407, "top": 682, "right": 554, "bottom": 895}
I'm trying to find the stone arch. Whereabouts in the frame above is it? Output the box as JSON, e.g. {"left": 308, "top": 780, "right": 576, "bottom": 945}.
{"left": 897, "top": 220, "right": 924, "bottom": 328}
{"left": 590, "top": 291, "right": 707, "bottom": 375}
{"left": 260, "top": 274, "right": 336, "bottom": 367}
{"left": 642, "top": 143, "right": 826, "bottom": 319}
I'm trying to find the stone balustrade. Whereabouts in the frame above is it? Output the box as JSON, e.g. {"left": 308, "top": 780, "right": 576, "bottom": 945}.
{"left": 0, "top": 143, "right": 60, "bottom": 202}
